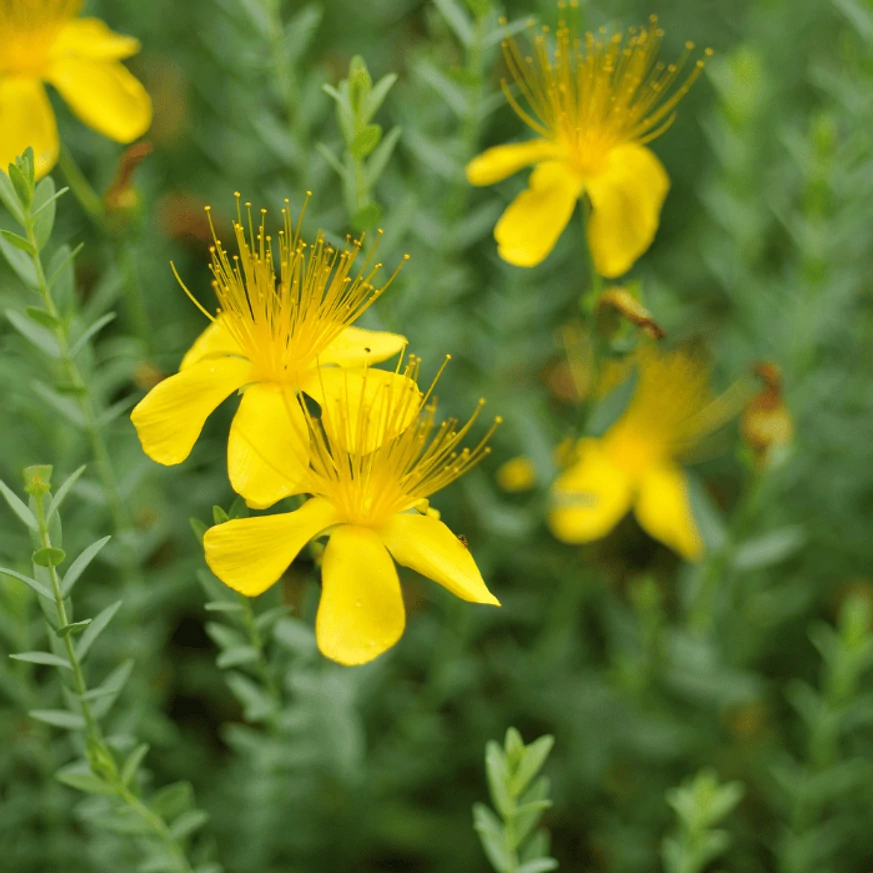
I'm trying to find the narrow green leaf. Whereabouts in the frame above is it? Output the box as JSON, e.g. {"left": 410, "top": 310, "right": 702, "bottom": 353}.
{"left": 0, "top": 567, "right": 53, "bottom": 599}
{"left": 316, "top": 142, "right": 350, "bottom": 181}
{"left": 0, "top": 169, "right": 25, "bottom": 224}
{"left": 216, "top": 645, "right": 259, "bottom": 669}
{"left": 8, "top": 158, "right": 33, "bottom": 208}
{"left": 0, "top": 479, "right": 37, "bottom": 530}
{"left": 150, "top": 782, "right": 194, "bottom": 819}
{"left": 56, "top": 763, "right": 115, "bottom": 795}
{"left": 204, "top": 601, "right": 245, "bottom": 613}
{"left": 350, "top": 124, "right": 382, "bottom": 159}
{"left": 212, "top": 505, "right": 229, "bottom": 525}
{"left": 25, "top": 306, "right": 60, "bottom": 328}
{"left": 363, "top": 72, "right": 398, "bottom": 121}
{"left": 511, "top": 735, "right": 554, "bottom": 797}
{"left": 169, "top": 809, "right": 209, "bottom": 841}
{"left": 47, "top": 465, "right": 87, "bottom": 521}
{"left": 189, "top": 516, "right": 208, "bottom": 543}
{"left": 10, "top": 651, "right": 71, "bottom": 669}
{"left": 365, "top": 126, "right": 402, "bottom": 189}
{"left": 6, "top": 310, "right": 60, "bottom": 359}
{"left": 0, "top": 228, "right": 35, "bottom": 254}
{"left": 29, "top": 709, "right": 86, "bottom": 729}
{"left": 54, "top": 382, "right": 88, "bottom": 396}
{"left": 121, "top": 742, "right": 150, "bottom": 786}
{"left": 32, "top": 547, "right": 66, "bottom": 567}
{"left": 32, "top": 382, "right": 86, "bottom": 428}
{"left": 76, "top": 599, "right": 122, "bottom": 660}
{"left": 32, "top": 176, "right": 58, "bottom": 250}
{"left": 225, "top": 672, "right": 275, "bottom": 722}
{"left": 93, "top": 810, "right": 153, "bottom": 835}
{"left": 47, "top": 242, "right": 82, "bottom": 306}
{"left": 485, "top": 741, "right": 513, "bottom": 817}
{"left": 516, "top": 861, "right": 559, "bottom": 873}
{"left": 473, "top": 803, "right": 510, "bottom": 872}
{"left": 434, "top": 0, "right": 474, "bottom": 45}
{"left": 351, "top": 202, "right": 383, "bottom": 232}
{"left": 70, "top": 312, "right": 116, "bottom": 357}
{"left": 57, "top": 619, "right": 92, "bottom": 638}
{"left": 90, "top": 659, "right": 135, "bottom": 718}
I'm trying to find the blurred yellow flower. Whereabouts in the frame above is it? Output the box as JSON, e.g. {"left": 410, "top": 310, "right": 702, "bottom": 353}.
{"left": 467, "top": 7, "right": 709, "bottom": 275}
{"left": 0, "top": 0, "right": 152, "bottom": 178}
{"left": 131, "top": 196, "right": 411, "bottom": 510}
{"left": 203, "top": 360, "right": 501, "bottom": 666}
{"left": 496, "top": 456, "right": 537, "bottom": 492}
{"left": 550, "top": 345, "right": 734, "bottom": 560}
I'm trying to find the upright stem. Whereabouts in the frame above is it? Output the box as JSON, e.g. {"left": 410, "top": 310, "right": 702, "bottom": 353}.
{"left": 30, "top": 491, "right": 194, "bottom": 873}
{"left": 23, "top": 206, "right": 145, "bottom": 594}
{"left": 238, "top": 593, "right": 283, "bottom": 731}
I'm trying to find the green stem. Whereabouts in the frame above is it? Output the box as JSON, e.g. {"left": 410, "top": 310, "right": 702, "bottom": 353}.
{"left": 264, "top": 0, "right": 306, "bottom": 167}
{"left": 31, "top": 491, "right": 194, "bottom": 873}
{"left": 23, "top": 205, "right": 145, "bottom": 595}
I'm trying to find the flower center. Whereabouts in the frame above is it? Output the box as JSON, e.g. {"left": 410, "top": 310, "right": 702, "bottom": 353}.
{"left": 0, "top": 0, "right": 79, "bottom": 76}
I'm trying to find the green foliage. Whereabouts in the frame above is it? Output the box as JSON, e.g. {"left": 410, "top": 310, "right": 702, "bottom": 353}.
{"left": 662, "top": 769, "right": 744, "bottom": 873}
{"left": 474, "top": 728, "right": 558, "bottom": 873}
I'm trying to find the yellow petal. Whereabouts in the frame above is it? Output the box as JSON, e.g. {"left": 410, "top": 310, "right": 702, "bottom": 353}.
{"left": 381, "top": 513, "right": 499, "bottom": 605}
{"left": 548, "top": 439, "right": 633, "bottom": 544}
{"left": 494, "top": 161, "right": 582, "bottom": 267}
{"left": 634, "top": 464, "right": 703, "bottom": 561}
{"left": 46, "top": 57, "right": 152, "bottom": 143}
{"left": 228, "top": 382, "right": 310, "bottom": 510}
{"left": 302, "top": 367, "right": 421, "bottom": 455}
{"left": 585, "top": 143, "right": 670, "bottom": 279}
{"left": 204, "top": 498, "right": 341, "bottom": 597}
{"left": 130, "top": 357, "right": 253, "bottom": 465}
{"left": 0, "top": 79, "right": 58, "bottom": 180}
{"left": 466, "top": 139, "right": 562, "bottom": 186}
{"left": 51, "top": 18, "right": 141, "bottom": 60}
{"left": 317, "top": 525, "right": 405, "bottom": 666}
{"left": 180, "top": 317, "right": 243, "bottom": 370}
{"left": 317, "top": 325, "right": 407, "bottom": 368}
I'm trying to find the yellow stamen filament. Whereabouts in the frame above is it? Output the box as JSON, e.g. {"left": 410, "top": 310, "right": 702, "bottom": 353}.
{"left": 304, "top": 357, "right": 501, "bottom": 527}
{"left": 197, "top": 194, "right": 406, "bottom": 384}
{"left": 501, "top": 6, "right": 711, "bottom": 174}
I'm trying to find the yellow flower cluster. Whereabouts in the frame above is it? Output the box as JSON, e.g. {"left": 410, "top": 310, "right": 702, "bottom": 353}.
{"left": 131, "top": 198, "right": 501, "bottom": 665}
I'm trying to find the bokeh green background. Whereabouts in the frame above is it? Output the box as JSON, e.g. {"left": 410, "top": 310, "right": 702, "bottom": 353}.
{"left": 2, "top": 0, "right": 873, "bottom": 871}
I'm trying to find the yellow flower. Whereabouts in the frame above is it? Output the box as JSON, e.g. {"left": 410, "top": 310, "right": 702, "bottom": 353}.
{"left": 203, "top": 360, "right": 501, "bottom": 666}
{"left": 496, "top": 456, "right": 537, "bottom": 492}
{"left": 131, "top": 196, "right": 411, "bottom": 510}
{"left": 549, "top": 345, "right": 734, "bottom": 560}
{"left": 467, "top": 7, "right": 709, "bottom": 275}
{"left": 0, "top": 0, "right": 152, "bottom": 179}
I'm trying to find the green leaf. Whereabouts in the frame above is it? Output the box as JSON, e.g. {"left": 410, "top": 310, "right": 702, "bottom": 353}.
{"left": 351, "top": 202, "right": 383, "bottom": 232}
{"left": 76, "top": 599, "right": 122, "bottom": 660}
{"left": 25, "top": 306, "right": 60, "bottom": 328}
{"left": 364, "top": 72, "right": 398, "bottom": 121}
{"left": 47, "top": 465, "right": 87, "bottom": 521}
{"left": 29, "top": 709, "right": 86, "bottom": 729}
{"left": 56, "top": 762, "right": 116, "bottom": 795}
{"left": 150, "top": 782, "right": 194, "bottom": 819}
{"left": 169, "top": 809, "right": 209, "bottom": 841}
{"left": 351, "top": 124, "right": 382, "bottom": 159}
{"left": 10, "top": 651, "right": 71, "bottom": 669}
{"left": 225, "top": 672, "right": 275, "bottom": 722}
{"left": 212, "top": 505, "right": 229, "bottom": 525}
{"left": 473, "top": 803, "right": 510, "bottom": 872}
{"left": 57, "top": 618, "right": 92, "bottom": 638}
{"left": 32, "top": 176, "right": 59, "bottom": 250}
{"left": 204, "top": 600, "right": 245, "bottom": 613}
{"left": 93, "top": 810, "right": 153, "bottom": 835}
{"left": 0, "top": 228, "right": 35, "bottom": 254}
{"left": 0, "top": 478, "right": 38, "bottom": 530}
{"left": 32, "top": 547, "right": 66, "bottom": 567}
{"left": 434, "top": 0, "right": 474, "bottom": 46}
{"left": 121, "top": 743, "right": 150, "bottom": 787}
{"left": 32, "top": 382, "right": 86, "bottom": 427}
{"left": 485, "top": 740, "right": 513, "bottom": 817}
{"left": 365, "top": 126, "right": 402, "bottom": 189}
{"left": 189, "top": 516, "right": 208, "bottom": 543}
{"left": 9, "top": 156, "right": 33, "bottom": 208}
{"left": 511, "top": 735, "right": 554, "bottom": 797}
{"left": 216, "top": 645, "right": 259, "bottom": 669}
{"left": 90, "top": 659, "right": 135, "bottom": 718}
{"left": 0, "top": 169, "right": 25, "bottom": 224}
{"left": 0, "top": 567, "right": 53, "bottom": 599}
{"left": 61, "top": 535, "right": 110, "bottom": 596}
{"left": 255, "top": 604, "right": 292, "bottom": 633}
{"left": 516, "top": 861, "right": 559, "bottom": 873}
{"left": 6, "top": 309, "right": 60, "bottom": 359}
{"left": 70, "top": 313, "right": 116, "bottom": 357}
{"left": 273, "top": 617, "right": 316, "bottom": 654}
{"left": 46, "top": 242, "right": 82, "bottom": 308}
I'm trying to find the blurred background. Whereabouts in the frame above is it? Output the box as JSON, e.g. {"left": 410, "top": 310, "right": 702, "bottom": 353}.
{"left": 2, "top": 0, "right": 873, "bottom": 871}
